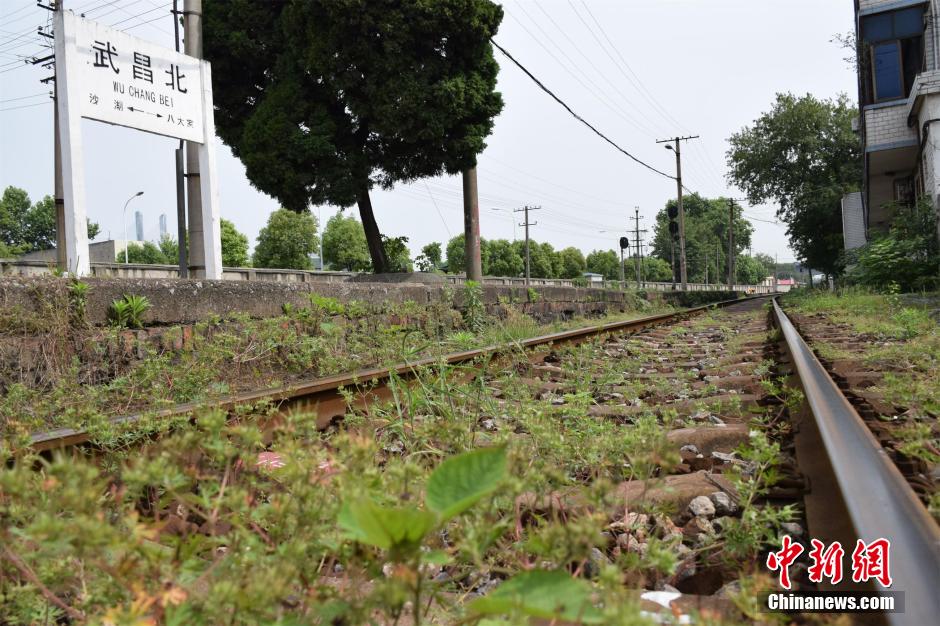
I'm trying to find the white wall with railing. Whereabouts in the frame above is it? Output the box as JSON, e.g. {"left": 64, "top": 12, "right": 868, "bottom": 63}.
{"left": 0, "top": 259, "right": 778, "bottom": 293}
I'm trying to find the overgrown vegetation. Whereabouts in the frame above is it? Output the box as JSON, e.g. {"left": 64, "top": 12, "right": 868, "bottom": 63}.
{"left": 1, "top": 304, "right": 796, "bottom": 624}
{"left": 0, "top": 289, "right": 673, "bottom": 449}
{"left": 845, "top": 199, "right": 940, "bottom": 292}
{"left": 784, "top": 289, "right": 939, "bottom": 515}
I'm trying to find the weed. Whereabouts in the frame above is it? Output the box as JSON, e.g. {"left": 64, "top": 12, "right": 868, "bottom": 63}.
{"left": 67, "top": 278, "right": 90, "bottom": 325}
{"left": 462, "top": 280, "right": 486, "bottom": 333}
{"left": 108, "top": 294, "right": 150, "bottom": 329}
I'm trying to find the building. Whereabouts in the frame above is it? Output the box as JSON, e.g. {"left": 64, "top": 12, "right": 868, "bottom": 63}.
{"left": 159, "top": 214, "right": 168, "bottom": 239}
{"left": 135, "top": 210, "right": 144, "bottom": 241}
{"left": 19, "top": 240, "right": 135, "bottom": 264}
{"left": 846, "top": 0, "right": 940, "bottom": 250}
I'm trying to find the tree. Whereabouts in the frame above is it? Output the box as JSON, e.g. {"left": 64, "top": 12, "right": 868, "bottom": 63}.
{"left": 736, "top": 255, "right": 768, "bottom": 285}
{"left": 446, "top": 234, "right": 467, "bottom": 273}
{"left": 158, "top": 234, "right": 179, "bottom": 263}
{"left": 253, "top": 209, "right": 319, "bottom": 270}
{"left": 415, "top": 242, "right": 443, "bottom": 272}
{"left": 382, "top": 235, "right": 413, "bottom": 272}
{"left": 556, "top": 246, "right": 586, "bottom": 279}
{"left": 754, "top": 252, "right": 775, "bottom": 277}
{"left": 322, "top": 214, "right": 371, "bottom": 272}
{"left": 203, "top": 1, "right": 504, "bottom": 273}
{"left": 220, "top": 219, "right": 250, "bottom": 267}
{"left": 586, "top": 249, "right": 620, "bottom": 280}
{"left": 484, "top": 238, "right": 523, "bottom": 277}
{"left": 642, "top": 256, "right": 673, "bottom": 282}
{"left": 726, "top": 93, "right": 861, "bottom": 277}
{"left": 650, "top": 193, "right": 753, "bottom": 284}
{"left": 119, "top": 241, "right": 170, "bottom": 264}
{"left": 0, "top": 186, "right": 99, "bottom": 255}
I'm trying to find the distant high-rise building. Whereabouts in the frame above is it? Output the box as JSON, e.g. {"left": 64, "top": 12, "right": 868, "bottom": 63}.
{"left": 135, "top": 211, "right": 144, "bottom": 241}
{"left": 159, "top": 214, "right": 167, "bottom": 238}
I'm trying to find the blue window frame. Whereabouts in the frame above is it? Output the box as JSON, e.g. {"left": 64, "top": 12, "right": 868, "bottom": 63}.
{"left": 861, "top": 6, "right": 925, "bottom": 103}
{"left": 873, "top": 41, "right": 903, "bottom": 101}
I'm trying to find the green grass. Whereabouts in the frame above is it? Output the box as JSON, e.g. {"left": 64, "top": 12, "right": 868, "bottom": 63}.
{"left": 0, "top": 300, "right": 676, "bottom": 450}
{"left": 0, "top": 309, "right": 790, "bottom": 625}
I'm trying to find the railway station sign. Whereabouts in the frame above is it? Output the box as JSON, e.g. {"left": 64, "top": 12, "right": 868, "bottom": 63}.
{"left": 54, "top": 10, "right": 222, "bottom": 278}
{"left": 66, "top": 15, "right": 205, "bottom": 143}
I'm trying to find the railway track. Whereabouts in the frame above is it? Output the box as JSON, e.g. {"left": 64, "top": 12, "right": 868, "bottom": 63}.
{"left": 11, "top": 295, "right": 940, "bottom": 625}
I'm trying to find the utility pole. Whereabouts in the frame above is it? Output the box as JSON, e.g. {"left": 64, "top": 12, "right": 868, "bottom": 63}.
{"left": 183, "top": 0, "right": 205, "bottom": 277}
{"left": 657, "top": 135, "right": 698, "bottom": 290}
{"left": 727, "top": 199, "right": 735, "bottom": 287}
{"left": 774, "top": 253, "right": 779, "bottom": 293}
{"left": 629, "top": 207, "right": 646, "bottom": 288}
{"left": 716, "top": 239, "right": 722, "bottom": 286}
{"left": 704, "top": 248, "right": 708, "bottom": 286}
{"left": 669, "top": 238, "right": 676, "bottom": 288}
{"left": 463, "top": 167, "right": 482, "bottom": 282}
{"left": 54, "top": 0, "right": 65, "bottom": 270}
{"left": 514, "top": 205, "right": 541, "bottom": 285}
{"left": 172, "top": 0, "right": 188, "bottom": 276}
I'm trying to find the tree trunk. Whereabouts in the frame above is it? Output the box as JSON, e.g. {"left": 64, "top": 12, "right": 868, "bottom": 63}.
{"left": 357, "top": 187, "right": 388, "bottom": 273}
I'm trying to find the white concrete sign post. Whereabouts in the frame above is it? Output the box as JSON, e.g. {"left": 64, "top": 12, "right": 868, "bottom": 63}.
{"left": 54, "top": 10, "right": 222, "bottom": 278}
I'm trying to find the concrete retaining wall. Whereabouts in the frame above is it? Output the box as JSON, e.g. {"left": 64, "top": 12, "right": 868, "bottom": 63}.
{"left": 0, "top": 276, "right": 635, "bottom": 327}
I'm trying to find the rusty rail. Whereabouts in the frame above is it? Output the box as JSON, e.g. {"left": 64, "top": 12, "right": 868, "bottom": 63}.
{"left": 772, "top": 298, "right": 939, "bottom": 626}
{"left": 27, "top": 295, "right": 768, "bottom": 453}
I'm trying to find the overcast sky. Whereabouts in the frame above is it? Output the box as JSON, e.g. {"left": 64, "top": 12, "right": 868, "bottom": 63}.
{"left": 0, "top": 0, "right": 856, "bottom": 263}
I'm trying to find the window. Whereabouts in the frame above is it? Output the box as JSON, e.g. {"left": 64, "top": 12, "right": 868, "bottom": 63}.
{"left": 861, "top": 6, "right": 925, "bottom": 102}
{"left": 894, "top": 177, "right": 914, "bottom": 205}
{"left": 873, "top": 42, "right": 903, "bottom": 100}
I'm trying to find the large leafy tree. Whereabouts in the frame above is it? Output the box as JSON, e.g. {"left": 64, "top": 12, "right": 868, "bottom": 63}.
{"left": 415, "top": 242, "right": 443, "bottom": 272}
{"left": 253, "top": 209, "right": 320, "bottom": 270}
{"left": 556, "top": 246, "right": 586, "bottom": 279}
{"left": 585, "top": 249, "right": 620, "bottom": 280}
{"left": 323, "top": 214, "right": 371, "bottom": 271}
{"left": 446, "top": 233, "right": 490, "bottom": 273}
{"left": 650, "top": 193, "right": 753, "bottom": 284}
{"left": 484, "top": 238, "right": 523, "bottom": 277}
{"left": 220, "top": 219, "right": 250, "bottom": 267}
{"left": 0, "top": 186, "right": 99, "bottom": 255}
{"left": 726, "top": 93, "right": 861, "bottom": 277}
{"left": 204, "top": 1, "right": 504, "bottom": 273}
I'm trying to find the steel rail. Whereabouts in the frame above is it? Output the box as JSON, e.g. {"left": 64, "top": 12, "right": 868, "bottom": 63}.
{"left": 26, "top": 295, "right": 770, "bottom": 453}
{"left": 773, "top": 298, "right": 940, "bottom": 626}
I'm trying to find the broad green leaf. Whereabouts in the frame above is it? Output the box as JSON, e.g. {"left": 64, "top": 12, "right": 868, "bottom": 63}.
{"left": 420, "top": 549, "right": 451, "bottom": 565}
{"left": 468, "top": 570, "right": 603, "bottom": 624}
{"left": 426, "top": 446, "right": 507, "bottom": 520}
{"left": 337, "top": 499, "right": 436, "bottom": 555}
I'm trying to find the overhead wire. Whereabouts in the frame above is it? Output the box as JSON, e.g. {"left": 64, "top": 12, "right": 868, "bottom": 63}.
{"left": 490, "top": 38, "right": 676, "bottom": 182}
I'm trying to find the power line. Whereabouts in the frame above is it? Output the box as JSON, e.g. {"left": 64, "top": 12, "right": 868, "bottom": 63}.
{"left": 490, "top": 39, "right": 675, "bottom": 182}
{"left": 571, "top": 0, "right": 726, "bottom": 188}
{"left": 423, "top": 181, "right": 452, "bottom": 238}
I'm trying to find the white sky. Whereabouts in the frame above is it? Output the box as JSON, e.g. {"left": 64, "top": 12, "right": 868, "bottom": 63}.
{"left": 0, "top": 0, "right": 857, "bottom": 263}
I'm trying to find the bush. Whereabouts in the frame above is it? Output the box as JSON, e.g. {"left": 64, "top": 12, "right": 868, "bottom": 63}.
{"left": 847, "top": 199, "right": 939, "bottom": 292}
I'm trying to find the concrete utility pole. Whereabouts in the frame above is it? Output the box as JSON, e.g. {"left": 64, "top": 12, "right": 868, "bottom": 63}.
{"left": 183, "top": 0, "right": 205, "bottom": 276}
{"left": 462, "top": 167, "right": 482, "bottom": 282}
{"left": 657, "top": 135, "right": 699, "bottom": 290}
{"left": 514, "top": 205, "right": 541, "bottom": 285}
{"left": 727, "top": 199, "right": 735, "bottom": 287}
{"left": 54, "top": 0, "right": 65, "bottom": 270}
{"left": 774, "top": 253, "right": 779, "bottom": 293}
{"left": 629, "top": 207, "right": 646, "bottom": 288}
{"left": 173, "top": 0, "right": 188, "bottom": 276}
